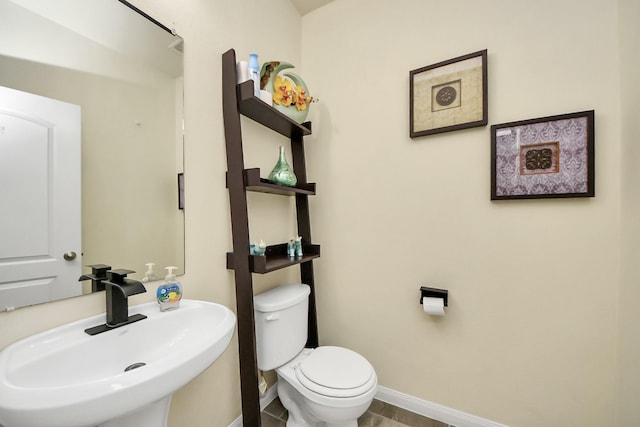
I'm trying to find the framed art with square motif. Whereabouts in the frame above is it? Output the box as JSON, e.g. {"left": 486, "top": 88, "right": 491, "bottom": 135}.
{"left": 410, "top": 50, "right": 487, "bottom": 138}
{"left": 491, "top": 110, "right": 595, "bottom": 200}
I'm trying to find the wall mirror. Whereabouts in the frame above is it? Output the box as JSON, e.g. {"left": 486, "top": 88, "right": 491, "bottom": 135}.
{"left": 0, "top": 0, "right": 184, "bottom": 311}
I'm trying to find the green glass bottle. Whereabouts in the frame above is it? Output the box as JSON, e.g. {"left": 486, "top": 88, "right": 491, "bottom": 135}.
{"left": 268, "top": 146, "right": 297, "bottom": 187}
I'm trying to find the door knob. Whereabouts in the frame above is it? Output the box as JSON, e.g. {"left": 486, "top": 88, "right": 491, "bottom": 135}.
{"left": 63, "top": 251, "right": 77, "bottom": 261}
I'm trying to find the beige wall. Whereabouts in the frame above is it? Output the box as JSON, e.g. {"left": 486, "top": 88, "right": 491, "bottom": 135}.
{"left": 302, "top": 0, "right": 622, "bottom": 426}
{"left": 1, "top": 0, "right": 638, "bottom": 426}
{"left": 618, "top": 0, "right": 640, "bottom": 425}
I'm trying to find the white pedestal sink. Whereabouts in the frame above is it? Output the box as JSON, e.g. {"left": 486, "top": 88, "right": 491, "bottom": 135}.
{"left": 0, "top": 299, "right": 236, "bottom": 427}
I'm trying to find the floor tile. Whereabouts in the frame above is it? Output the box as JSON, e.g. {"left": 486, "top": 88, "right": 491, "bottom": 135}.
{"left": 359, "top": 410, "right": 409, "bottom": 426}
{"left": 264, "top": 397, "right": 288, "bottom": 419}
{"left": 367, "top": 400, "right": 448, "bottom": 427}
{"left": 358, "top": 411, "right": 388, "bottom": 426}
{"left": 262, "top": 397, "right": 449, "bottom": 427}
{"left": 261, "top": 412, "right": 286, "bottom": 427}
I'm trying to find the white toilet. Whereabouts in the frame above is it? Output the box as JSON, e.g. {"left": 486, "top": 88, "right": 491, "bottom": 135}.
{"left": 254, "top": 283, "right": 378, "bottom": 427}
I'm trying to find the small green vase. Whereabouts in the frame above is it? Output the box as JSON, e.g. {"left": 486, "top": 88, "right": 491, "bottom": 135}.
{"left": 268, "top": 146, "right": 297, "bottom": 187}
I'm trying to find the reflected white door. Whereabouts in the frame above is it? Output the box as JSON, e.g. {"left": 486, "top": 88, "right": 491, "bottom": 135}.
{"left": 0, "top": 85, "right": 81, "bottom": 310}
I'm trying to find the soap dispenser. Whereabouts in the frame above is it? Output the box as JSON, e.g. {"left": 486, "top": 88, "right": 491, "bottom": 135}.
{"left": 141, "top": 263, "right": 158, "bottom": 283}
{"left": 157, "top": 266, "right": 182, "bottom": 311}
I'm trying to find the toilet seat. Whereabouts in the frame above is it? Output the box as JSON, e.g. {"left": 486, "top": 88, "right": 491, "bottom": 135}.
{"left": 294, "top": 346, "right": 376, "bottom": 398}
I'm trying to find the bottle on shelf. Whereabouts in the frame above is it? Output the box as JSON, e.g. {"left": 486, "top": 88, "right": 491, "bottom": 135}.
{"left": 248, "top": 53, "right": 260, "bottom": 97}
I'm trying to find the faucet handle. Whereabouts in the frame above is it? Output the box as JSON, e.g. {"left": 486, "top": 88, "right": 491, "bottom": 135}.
{"left": 79, "top": 264, "right": 112, "bottom": 282}
{"left": 88, "top": 264, "right": 111, "bottom": 278}
{"left": 106, "top": 269, "right": 136, "bottom": 283}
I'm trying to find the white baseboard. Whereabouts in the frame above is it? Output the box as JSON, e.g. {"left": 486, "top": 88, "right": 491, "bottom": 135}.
{"left": 228, "top": 383, "right": 509, "bottom": 427}
{"left": 375, "top": 385, "right": 511, "bottom": 427}
{"left": 228, "top": 385, "right": 279, "bottom": 427}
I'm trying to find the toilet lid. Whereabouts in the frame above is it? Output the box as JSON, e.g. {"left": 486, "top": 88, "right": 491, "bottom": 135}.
{"left": 295, "top": 346, "right": 375, "bottom": 398}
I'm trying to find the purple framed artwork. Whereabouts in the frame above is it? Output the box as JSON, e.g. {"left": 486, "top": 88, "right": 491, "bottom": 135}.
{"left": 491, "top": 110, "right": 595, "bottom": 200}
{"left": 410, "top": 50, "right": 487, "bottom": 138}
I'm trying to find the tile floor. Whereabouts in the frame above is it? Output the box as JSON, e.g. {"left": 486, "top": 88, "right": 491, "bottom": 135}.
{"left": 261, "top": 397, "right": 454, "bottom": 427}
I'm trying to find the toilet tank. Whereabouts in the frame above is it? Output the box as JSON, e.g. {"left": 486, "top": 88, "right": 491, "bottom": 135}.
{"left": 254, "top": 283, "right": 310, "bottom": 371}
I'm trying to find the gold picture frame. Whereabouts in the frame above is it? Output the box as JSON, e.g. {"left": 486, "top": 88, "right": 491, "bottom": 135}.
{"left": 410, "top": 50, "right": 488, "bottom": 138}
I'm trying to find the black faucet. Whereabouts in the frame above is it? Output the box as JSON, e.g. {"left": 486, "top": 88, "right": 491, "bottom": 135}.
{"left": 84, "top": 269, "right": 147, "bottom": 336}
{"left": 78, "top": 264, "right": 111, "bottom": 292}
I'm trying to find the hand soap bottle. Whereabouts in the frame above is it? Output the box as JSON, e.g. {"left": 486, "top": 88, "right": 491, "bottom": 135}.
{"left": 141, "top": 262, "right": 158, "bottom": 283}
{"left": 157, "top": 266, "right": 182, "bottom": 311}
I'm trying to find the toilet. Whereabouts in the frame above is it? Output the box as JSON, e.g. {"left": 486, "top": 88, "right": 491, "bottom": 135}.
{"left": 254, "top": 283, "right": 377, "bottom": 427}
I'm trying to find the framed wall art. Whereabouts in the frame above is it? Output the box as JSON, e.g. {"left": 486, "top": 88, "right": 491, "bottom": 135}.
{"left": 491, "top": 110, "right": 595, "bottom": 200}
{"left": 410, "top": 49, "right": 487, "bottom": 138}
{"left": 178, "top": 172, "right": 185, "bottom": 209}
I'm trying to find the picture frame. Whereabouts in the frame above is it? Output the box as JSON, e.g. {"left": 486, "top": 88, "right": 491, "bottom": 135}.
{"left": 410, "top": 49, "right": 487, "bottom": 138}
{"left": 491, "top": 110, "right": 595, "bottom": 200}
{"left": 178, "top": 172, "right": 184, "bottom": 209}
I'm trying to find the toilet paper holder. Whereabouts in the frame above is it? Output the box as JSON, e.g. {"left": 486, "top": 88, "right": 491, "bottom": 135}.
{"left": 419, "top": 286, "right": 448, "bottom": 306}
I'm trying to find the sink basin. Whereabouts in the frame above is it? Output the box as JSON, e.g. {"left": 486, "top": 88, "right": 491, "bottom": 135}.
{"left": 0, "top": 299, "right": 236, "bottom": 427}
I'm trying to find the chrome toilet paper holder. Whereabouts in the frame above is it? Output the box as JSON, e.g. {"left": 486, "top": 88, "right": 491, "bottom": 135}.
{"left": 420, "top": 286, "right": 448, "bottom": 307}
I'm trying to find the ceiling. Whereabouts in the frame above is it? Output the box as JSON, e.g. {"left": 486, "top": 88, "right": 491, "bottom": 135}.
{"left": 289, "top": 0, "right": 334, "bottom": 15}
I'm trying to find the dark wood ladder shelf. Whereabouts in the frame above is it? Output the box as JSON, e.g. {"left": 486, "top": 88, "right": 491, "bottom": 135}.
{"left": 227, "top": 243, "right": 321, "bottom": 273}
{"left": 222, "top": 48, "right": 320, "bottom": 427}
{"left": 225, "top": 168, "right": 316, "bottom": 196}
{"left": 237, "top": 80, "right": 312, "bottom": 139}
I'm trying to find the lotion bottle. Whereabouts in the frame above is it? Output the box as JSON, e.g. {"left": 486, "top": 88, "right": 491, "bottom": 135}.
{"left": 157, "top": 266, "right": 182, "bottom": 311}
{"left": 248, "top": 53, "right": 260, "bottom": 97}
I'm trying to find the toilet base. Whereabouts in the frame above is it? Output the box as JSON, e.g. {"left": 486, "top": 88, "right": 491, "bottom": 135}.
{"left": 277, "top": 378, "right": 369, "bottom": 427}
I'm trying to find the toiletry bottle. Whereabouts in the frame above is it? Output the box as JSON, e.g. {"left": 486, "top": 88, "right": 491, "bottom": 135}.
{"left": 254, "top": 239, "right": 267, "bottom": 256}
{"left": 141, "top": 262, "right": 158, "bottom": 283}
{"left": 294, "top": 236, "right": 303, "bottom": 257}
{"left": 157, "top": 266, "right": 182, "bottom": 311}
{"left": 248, "top": 53, "right": 260, "bottom": 97}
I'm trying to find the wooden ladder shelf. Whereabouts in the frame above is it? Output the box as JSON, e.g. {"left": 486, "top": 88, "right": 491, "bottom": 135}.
{"left": 222, "top": 48, "right": 320, "bottom": 426}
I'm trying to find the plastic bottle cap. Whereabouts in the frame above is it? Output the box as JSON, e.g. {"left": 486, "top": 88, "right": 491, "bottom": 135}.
{"left": 165, "top": 266, "right": 177, "bottom": 280}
